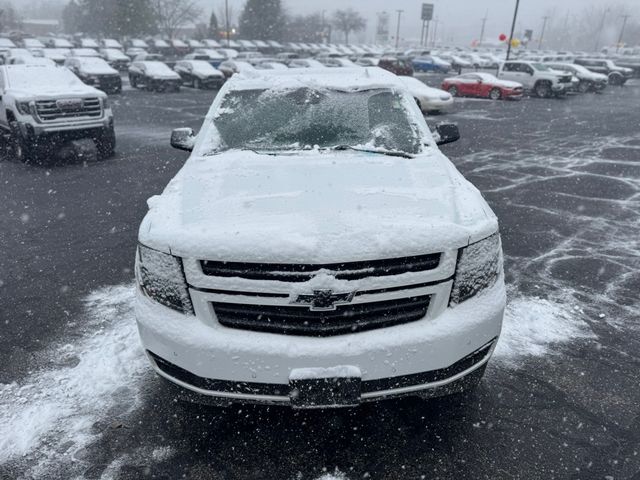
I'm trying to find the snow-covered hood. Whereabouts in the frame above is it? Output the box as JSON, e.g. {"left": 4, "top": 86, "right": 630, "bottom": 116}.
{"left": 193, "top": 66, "right": 223, "bottom": 78}
{"left": 79, "top": 64, "right": 118, "bottom": 75}
{"left": 8, "top": 83, "right": 104, "bottom": 100}
{"left": 139, "top": 150, "right": 497, "bottom": 263}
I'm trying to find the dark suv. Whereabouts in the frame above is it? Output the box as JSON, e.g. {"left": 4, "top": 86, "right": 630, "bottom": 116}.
{"left": 378, "top": 57, "right": 414, "bottom": 76}
{"left": 574, "top": 58, "right": 633, "bottom": 85}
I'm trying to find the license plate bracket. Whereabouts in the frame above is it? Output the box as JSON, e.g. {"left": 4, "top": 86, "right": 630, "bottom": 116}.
{"left": 289, "top": 366, "right": 361, "bottom": 409}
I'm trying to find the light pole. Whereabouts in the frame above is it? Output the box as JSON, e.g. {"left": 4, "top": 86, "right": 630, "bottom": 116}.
{"left": 538, "top": 15, "right": 549, "bottom": 49}
{"left": 594, "top": 8, "right": 610, "bottom": 52}
{"left": 479, "top": 10, "right": 488, "bottom": 46}
{"left": 225, "top": 0, "right": 230, "bottom": 48}
{"left": 321, "top": 10, "right": 327, "bottom": 44}
{"left": 617, "top": 14, "right": 630, "bottom": 52}
{"left": 506, "top": 0, "right": 520, "bottom": 61}
{"left": 395, "top": 9, "right": 403, "bottom": 50}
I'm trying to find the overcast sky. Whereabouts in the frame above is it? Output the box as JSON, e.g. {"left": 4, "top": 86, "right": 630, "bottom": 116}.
{"left": 213, "top": 0, "right": 637, "bottom": 44}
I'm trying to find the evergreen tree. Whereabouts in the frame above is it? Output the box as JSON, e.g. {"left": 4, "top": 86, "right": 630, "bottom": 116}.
{"left": 239, "top": 0, "right": 285, "bottom": 40}
{"left": 208, "top": 11, "right": 219, "bottom": 38}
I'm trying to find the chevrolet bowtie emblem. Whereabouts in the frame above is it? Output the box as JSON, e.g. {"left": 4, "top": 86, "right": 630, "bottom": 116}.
{"left": 292, "top": 289, "right": 356, "bottom": 311}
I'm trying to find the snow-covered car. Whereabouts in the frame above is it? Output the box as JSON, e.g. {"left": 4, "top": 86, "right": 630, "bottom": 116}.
{"left": 217, "top": 60, "right": 256, "bottom": 78}
{"left": 135, "top": 67, "right": 505, "bottom": 408}
{"left": 442, "top": 73, "right": 524, "bottom": 100}
{"left": 100, "top": 48, "right": 131, "bottom": 70}
{"left": 125, "top": 47, "right": 147, "bottom": 59}
{"left": 546, "top": 63, "right": 608, "bottom": 92}
{"left": 1, "top": 48, "right": 33, "bottom": 64}
{"left": 573, "top": 58, "right": 632, "bottom": 86}
{"left": 192, "top": 48, "right": 225, "bottom": 67}
{"left": 9, "top": 56, "right": 56, "bottom": 67}
{"left": 78, "top": 38, "right": 100, "bottom": 49}
{"left": 132, "top": 52, "right": 164, "bottom": 62}
{"left": 254, "top": 61, "right": 289, "bottom": 70}
{"left": 437, "top": 54, "right": 472, "bottom": 71}
{"left": 46, "top": 37, "right": 74, "bottom": 49}
{"left": 399, "top": 75, "right": 454, "bottom": 113}
{"left": 65, "top": 56, "right": 122, "bottom": 94}
{"left": 289, "top": 58, "right": 327, "bottom": 69}
{"left": 128, "top": 61, "right": 181, "bottom": 92}
{"left": 69, "top": 48, "right": 100, "bottom": 58}
{"left": 174, "top": 60, "right": 225, "bottom": 89}
{"left": 42, "top": 48, "right": 70, "bottom": 65}
{"left": 412, "top": 56, "right": 451, "bottom": 73}
{"left": 459, "top": 53, "right": 493, "bottom": 69}
{"left": 22, "top": 38, "right": 45, "bottom": 49}
{"left": 320, "top": 57, "right": 359, "bottom": 68}
{"left": 101, "top": 38, "right": 123, "bottom": 50}
{"left": 0, "top": 64, "right": 115, "bottom": 162}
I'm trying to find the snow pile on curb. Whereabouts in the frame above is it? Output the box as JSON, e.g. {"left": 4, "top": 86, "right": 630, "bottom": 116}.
{"left": 495, "top": 295, "right": 594, "bottom": 364}
{"left": 0, "top": 284, "right": 147, "bottom": 470}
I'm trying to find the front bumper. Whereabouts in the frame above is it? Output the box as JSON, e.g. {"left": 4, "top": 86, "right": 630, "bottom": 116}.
{"left": 136, "top": 276, "right": 505, "bottom": 406}
{"left": 17, "top": 116, "right": 113, "bottom": 137}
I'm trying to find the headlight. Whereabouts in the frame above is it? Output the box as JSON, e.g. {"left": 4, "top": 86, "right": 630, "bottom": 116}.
{"left": 449, "top": 233, "right": 502, "bottom": 306}
{"left": 136, "top": 244, "right": 194, "bottom": 314}
{"left": 15, "top": 101, "right": 32, "bottom": 116}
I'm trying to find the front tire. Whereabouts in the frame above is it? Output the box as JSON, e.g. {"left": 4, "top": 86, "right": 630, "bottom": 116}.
{"left": 489, "top": 87, "right": 502, "bottom": 100}
{"left": 534, "top": 81, "right": 552, "bottom": 98}
{"left": 9, "top": 121, "right": 34, "bottom": 163}
{"left": 193, "top": 78, "right": 201, "bottom": 89}
{"left": 129, "top": 75, "right": 137, "bottom": 89}
{"left": 577, "top": 80, "right": 591, "bottom": 93}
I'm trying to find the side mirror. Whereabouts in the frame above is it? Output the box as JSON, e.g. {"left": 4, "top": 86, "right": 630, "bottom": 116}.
{"left": 435, "top": 123, "right": 460, "bottom": 146}
{"left": 170, "top": 127, "right": 197, "bottom": 152}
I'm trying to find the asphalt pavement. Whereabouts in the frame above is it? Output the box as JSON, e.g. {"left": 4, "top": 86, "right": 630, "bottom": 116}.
{"left": 0, "top": 74, "right": 639, "bottom": 480}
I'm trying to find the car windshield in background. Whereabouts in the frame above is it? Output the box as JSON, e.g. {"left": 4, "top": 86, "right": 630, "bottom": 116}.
{"left": 208, "top": 87, "right": 421, "bottom": 155}
{"left": 7, "top": 66, "right": 82, "bottom": 88}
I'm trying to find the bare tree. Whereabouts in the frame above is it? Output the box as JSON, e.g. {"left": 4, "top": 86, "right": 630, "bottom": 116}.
{"left": 153, "top": 0, "right": 202, "bottom": 38}
{"left": 332, "top": 8, "right": 366, "bottom": 45}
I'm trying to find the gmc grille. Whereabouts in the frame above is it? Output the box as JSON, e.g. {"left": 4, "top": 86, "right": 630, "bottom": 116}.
{"left": 35, "top": 97, "right": 102, "bottom": 121}
{"left": 201, "top": 254, "right": 441, "bottom": 282}
{"left": 212, "top": 295, "right": 431, "bottom": 336}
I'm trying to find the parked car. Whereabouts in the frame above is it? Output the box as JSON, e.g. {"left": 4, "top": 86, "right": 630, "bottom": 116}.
{"left": 1, "top": 48, "right": 33, "bottom": 64}
{"left": 78, "top": 38, "right": 100, "bottom": 49}
{"left": 288, "top": 59, "right": 326, "bottom": 69}
{"left": 217, "top": 60, "right": 257, "bottom": 78}
{"left": 573, "top": 58, "right": 633, "bottom": 86}
{"left": 135, "top": 66, "right": 505, "bottom": 408}
{"left": 125, "top": 47, "right": 147, "bottom": 60}
{"left": 42, "top": 48, "right": 69, "bottom": 65}
{"left": 128, "top": 61, "right": 181, "bottom": 92}
{"left": 442, "top": 72, "right": 524, "bottom": 100}
{"left": 192, "top": 49, "right": 226, "bottom": 67}
{"left": 0, "top": 64, "right": 115, "bottom": 162}
{"left": 101, "top": 39, "right": 123, "bottom": 50}
{"left": 276, "top": 52, "right": 300, "bottom": 64}
{"left": 498, "top": 61, "right": 571, "bottom": 98}
{"left": 127, "top": 39, "right": 149, "bottom": 49}
{"left": 174, "top": 60, "right": 225, "bottom": 89}
{"left": 65, "top": 56, "right": 122, "bottom": 94}
{"left": 21, "top": 38, "right": 45, "bottom": 49}
{"left": 378, "top": 57, "right": 413, "bottom": 76}
{"left": 132, "top": 53, "right": 164, "bottom": 62}
{"left": 355, "top": 57, "right": 380, "bottom": 67}
{"left": 171, "top": 39, "right": 189, "bottom": 56}
{"left": 0, "top": 37, "right": 16, "bottom": 51}
{"left": 459, "top": 53, "right": 493, "bottom": 69}
{"left": 546, "top": 63, "right": 607, "bottom": 93}
{"left": 69, "top": 48, "right": 100, "bottom": 58}
{"left": 9, "top": 56, "right": 56, "bottom": 67}
{"left": 46, "top": 38, "right": 74, "bottom": 49}
{"left": 100, "top": 48, "right": 131, "bottom": 70}
{"left": 254, "top": 61, "right": 289, "bottom": 70}
{"left": 437, "top": 54, "right": 472, "bottom": 71}
{"left": 399, "top": 75, "right": 454, "bottom": 114}
{"left": 412, "top": 56, "right": 450, "bottom": 73}
{"left": 320, "top": 58, "right": 359, "bottom": 68}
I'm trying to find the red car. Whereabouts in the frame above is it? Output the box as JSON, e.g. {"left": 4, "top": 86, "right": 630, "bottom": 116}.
{"left": 378, "top": 57, "right": 414, "bottom": 76}
{"left": 441, "top": 72, "right": 523, "bottom": 100}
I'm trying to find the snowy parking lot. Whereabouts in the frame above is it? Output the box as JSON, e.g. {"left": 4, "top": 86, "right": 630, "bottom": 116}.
{"left": 1, "top": 77, "right": 639, "bottom": 479}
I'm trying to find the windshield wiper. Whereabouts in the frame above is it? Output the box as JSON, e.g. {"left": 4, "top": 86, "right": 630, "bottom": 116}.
{"left": 329, "top": 145, "right": 414, "bottom": 159}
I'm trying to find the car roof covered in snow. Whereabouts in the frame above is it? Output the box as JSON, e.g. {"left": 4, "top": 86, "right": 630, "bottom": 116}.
{"left": 227, "top": 67, "right": 405, "bottom": 92}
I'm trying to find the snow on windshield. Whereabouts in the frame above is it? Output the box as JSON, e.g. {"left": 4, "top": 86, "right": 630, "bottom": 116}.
{"left": 205, "top": 87, "right": 422, "bottom": 155}
{"left": 143, "top": 62, "right": 174, "bottom": 75}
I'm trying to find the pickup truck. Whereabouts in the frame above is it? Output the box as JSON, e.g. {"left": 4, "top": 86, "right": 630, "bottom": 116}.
{"left": 0, "top": 64, "right": 115, "bottom": 162}
{"left": 498, "top": 60, "right": 572, "bottom": 98}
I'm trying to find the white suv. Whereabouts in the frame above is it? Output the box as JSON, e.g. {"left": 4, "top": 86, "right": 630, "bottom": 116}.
{"left": 135, "top": 68, "right": 506, "bottom": 409}
{"left": 498, "top": 60, "right": 572, "bottom": 97}
{"left": 0, "top": 64, "right": 115, "bottom": 162}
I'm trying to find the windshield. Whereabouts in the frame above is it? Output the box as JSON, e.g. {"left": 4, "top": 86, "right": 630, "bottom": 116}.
{"left": 205, "top": 87, "right": 421, "bottom": 155}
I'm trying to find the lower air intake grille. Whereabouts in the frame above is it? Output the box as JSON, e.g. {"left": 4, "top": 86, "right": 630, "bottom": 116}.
{"left": 212, "top": 295, "right": 431, "bottom": 336}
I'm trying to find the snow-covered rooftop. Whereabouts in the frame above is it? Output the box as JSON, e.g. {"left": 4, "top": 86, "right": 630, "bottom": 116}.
{"left": 230, "top": 67, "right": 405, "bottom": 91}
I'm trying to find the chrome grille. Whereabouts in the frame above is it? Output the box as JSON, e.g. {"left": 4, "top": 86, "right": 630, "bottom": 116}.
{"left": 35, "top": 97, "right": 102, "bottom": 121}
{"left": 201, "top": 254, "right": 441, "bottom": 282}
{"left": 212, "top": 295, "right": 431, "bottom": 336}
